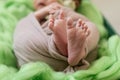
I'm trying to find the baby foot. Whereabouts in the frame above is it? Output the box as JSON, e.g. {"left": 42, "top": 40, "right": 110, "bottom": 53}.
{"left": 67, "top": 18, "right": 90, "bottom": 66}
{"left": 48, "top": 10, "right": 68, "bottom": 56}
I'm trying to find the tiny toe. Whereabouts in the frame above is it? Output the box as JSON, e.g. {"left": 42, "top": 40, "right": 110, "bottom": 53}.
{"left": 83, "top": 25, "right": 88, "bottom": 32}
{"left": 79, "top": 20, "right": 84, "bottom": 27}
{"left": 86, "top": 30, "right": 90, "bottom": 36}
{"left": 48, "top": 21, "right": 54, "bottom": 31}
{"left": 49, "top": 15, "right": 54, "bottom": 31}
{"left": 49, "top": 18, "right": 54, "bottom": 24}
{"left": 81, "top": 22, "right": 85, "bottom": 29}
{"left": 78, "top": 19, "right": 82, "bottom": 26}
{"left": 76, "top": 19, "right": 82, "bottom": 27}
{"left": 67, "top": 17, "right": 74, "bottom": 29}
{"left": 58, "top": 10, "right": 65, "bottom": 20}
{"left": 82, "top": 21, "right": 85, "bottom": 26}
{"left": 76, "top": 19, "right": 81, "bottom": 28}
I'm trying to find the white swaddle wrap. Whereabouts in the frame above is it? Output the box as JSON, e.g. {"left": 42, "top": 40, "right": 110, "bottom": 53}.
{"left": 13, "top": 13, "right": 97, "bottom": 72}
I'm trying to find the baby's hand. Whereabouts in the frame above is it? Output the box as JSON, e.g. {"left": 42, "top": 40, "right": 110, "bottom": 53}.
{"left": 34, "top": 2, "right": 62, "bottom": 21}
{"left": 47, "top": 2, "right": 63, "bottom": 14}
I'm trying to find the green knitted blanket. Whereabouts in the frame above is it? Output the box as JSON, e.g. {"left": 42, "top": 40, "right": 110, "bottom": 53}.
{"left": 0, "top": 0, "right": 120, "bottom": 80}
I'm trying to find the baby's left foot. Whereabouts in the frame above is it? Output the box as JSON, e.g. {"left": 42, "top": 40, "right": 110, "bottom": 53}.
{"left": 48, "top": 10, "right": 68, "bottom": 56}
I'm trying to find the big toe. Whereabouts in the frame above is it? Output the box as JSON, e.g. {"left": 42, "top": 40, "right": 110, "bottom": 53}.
{"left": 58, "top": 10, "right": 65, "bottom": 20}
{"left": 67, "top": 17, "right": 74, "bottom": 29}
{"left": 48, "top": 14, "right": 54, "bottom": 31}
{"left": 67, "top": 17, "right": 76, "bottom": 39}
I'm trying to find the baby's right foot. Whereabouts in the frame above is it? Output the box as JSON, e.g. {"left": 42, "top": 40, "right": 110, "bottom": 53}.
{"left": 48, "top": 10, "right": 68, "bottom": 56}
{"left": 67, "top": 18, "right": 90, "bottom": 66}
